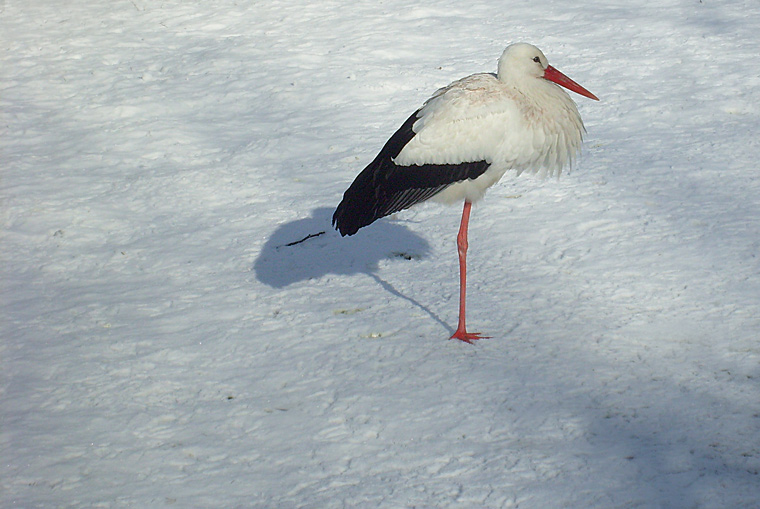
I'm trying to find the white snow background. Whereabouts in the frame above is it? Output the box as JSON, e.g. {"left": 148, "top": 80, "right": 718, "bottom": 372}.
{"left": 2, "top": 0, "right": 760, "bottom": 507}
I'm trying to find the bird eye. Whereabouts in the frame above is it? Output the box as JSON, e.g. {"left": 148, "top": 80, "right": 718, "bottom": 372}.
{"left": 532, "top": 56, "right": 541, "bottom": 63}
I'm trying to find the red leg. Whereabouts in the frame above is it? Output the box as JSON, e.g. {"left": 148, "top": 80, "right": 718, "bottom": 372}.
{"left": 450, "top": 201, "right": 489, "bottom": 344}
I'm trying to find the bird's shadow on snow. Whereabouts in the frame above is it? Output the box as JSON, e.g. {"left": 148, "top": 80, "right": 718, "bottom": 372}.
{"left": 253, "top": 207, "right": 450, "bottom": 329}
{"left": 254, "top": 205, "right": 432, "bottom": 280}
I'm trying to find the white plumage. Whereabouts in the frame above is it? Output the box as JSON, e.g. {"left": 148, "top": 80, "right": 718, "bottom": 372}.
{"left": 394, "top": 44, "right": 589, "bottom": 204}
{"left": 333, "top": 42, "right": 598, "bottom": 342}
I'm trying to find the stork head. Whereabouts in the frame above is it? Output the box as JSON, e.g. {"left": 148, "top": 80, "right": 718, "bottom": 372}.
{"left": 498, "top": 43, "right": 599, "bottom": 101}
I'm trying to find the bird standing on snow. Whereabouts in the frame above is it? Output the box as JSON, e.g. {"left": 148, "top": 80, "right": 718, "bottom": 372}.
{"left": 332, "top": 43, "right": 598, "bottom": 343}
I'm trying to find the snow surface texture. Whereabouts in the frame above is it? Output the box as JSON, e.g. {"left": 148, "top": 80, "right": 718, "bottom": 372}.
{"left": 2, "top": 0, "right": 760, "bottom": 507}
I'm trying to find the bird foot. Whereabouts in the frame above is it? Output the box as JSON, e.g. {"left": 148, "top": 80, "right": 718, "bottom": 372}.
{"left": 450, "top": 329, "right": 490, "bottom": 344}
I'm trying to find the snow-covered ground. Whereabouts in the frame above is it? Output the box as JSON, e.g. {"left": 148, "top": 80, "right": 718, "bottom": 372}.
{"left": 3, "top": 0, "right": 760, "bottom": 506}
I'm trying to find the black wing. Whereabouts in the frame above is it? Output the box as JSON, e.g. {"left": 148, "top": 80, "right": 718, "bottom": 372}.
{"left": 332, "top": 110, "right": 490, "bottom": 236}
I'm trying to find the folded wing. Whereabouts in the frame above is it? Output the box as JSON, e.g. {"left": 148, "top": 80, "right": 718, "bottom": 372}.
{"left": 333, "top": 74, "right": 517, "bottom": 237}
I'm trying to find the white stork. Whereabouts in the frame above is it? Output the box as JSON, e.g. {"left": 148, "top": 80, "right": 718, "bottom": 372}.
{"left": 333, "top": 43, "right": 598, "bottom": 343}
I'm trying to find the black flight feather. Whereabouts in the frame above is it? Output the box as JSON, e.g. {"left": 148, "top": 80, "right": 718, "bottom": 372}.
{"left": 332, "top": 109, "right": 491, "bottom": 236}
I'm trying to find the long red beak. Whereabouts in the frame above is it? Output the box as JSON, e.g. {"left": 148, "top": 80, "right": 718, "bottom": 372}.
{"left": 543, "top": 65, "right": 599, "bottom": 101}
